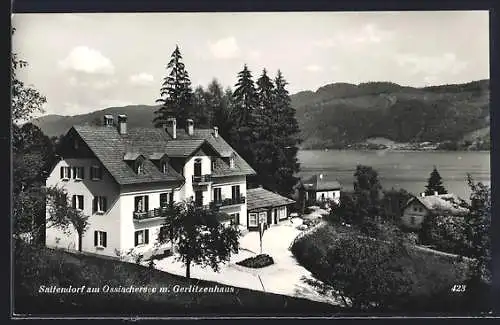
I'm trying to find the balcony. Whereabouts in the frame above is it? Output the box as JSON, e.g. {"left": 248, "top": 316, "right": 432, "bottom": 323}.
{"left": 192, "top": 174, "right": 212, "bottom": 184}
{"left": 210, "top": 196, "right": 246, "bottom": 210}
{"left": 133, "top": 207, "right": 169, "bottom": 221}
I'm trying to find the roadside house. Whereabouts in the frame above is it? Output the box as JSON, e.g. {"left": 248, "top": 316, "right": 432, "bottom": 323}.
{"left": 401, "top": 192, "right": 469, "bottom": 230}
{"left": 298, "top": 174, "right": 341, "bottom": 206}
{"left": 246, "top": 187, "right": 295, "bottom": 231}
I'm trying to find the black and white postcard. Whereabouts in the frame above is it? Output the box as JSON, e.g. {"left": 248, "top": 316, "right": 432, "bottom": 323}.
{"left": 11, "top": 9, "right": 493, "bottom": 319}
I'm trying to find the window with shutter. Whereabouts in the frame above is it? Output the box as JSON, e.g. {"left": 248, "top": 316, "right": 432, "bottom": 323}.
{"left": 94, "top": 231, "right": 107, "bottom": 248}
{"left": 134, "top": 229, "right": 149, "bottom": 246}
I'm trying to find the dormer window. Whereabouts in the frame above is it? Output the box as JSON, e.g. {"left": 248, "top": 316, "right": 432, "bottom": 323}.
{"left": 135, "top": 160, "right": 144, "bottom": 174}
{"left": 161, "top": 160, "right": 168, "bottom": 174}
{"left": 229, "top": 154, "right": 235, "bottom": 169}
{"left": 74, "top": 139, "right": 79, "bottom": 150}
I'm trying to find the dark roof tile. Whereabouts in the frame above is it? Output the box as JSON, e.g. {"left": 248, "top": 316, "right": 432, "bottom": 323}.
{"left": 247, "top": 187, "right": 295, "bottom": 211}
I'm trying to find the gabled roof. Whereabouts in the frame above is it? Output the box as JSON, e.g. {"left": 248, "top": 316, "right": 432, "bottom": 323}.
{"left": 302, "top": 174, "right": 341, "bottom": 191}
{"left": 67, "top": 124, "right": 255, "bottom": 186}
{"left": 123, "top": 152, "right": 144, "bottom": 161}
{"left": 149, "top": 152, "right": 168, "bottom": 160}
{"left": 247, "top": 187, "right": 295, "bottom": 211}
{"left": 408, "top": 193, "right": 469, "bottom": 216}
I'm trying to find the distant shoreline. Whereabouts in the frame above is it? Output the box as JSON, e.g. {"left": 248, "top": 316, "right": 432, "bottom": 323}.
{"left": 299, "top": 147, "right": 491, "bottom": 153}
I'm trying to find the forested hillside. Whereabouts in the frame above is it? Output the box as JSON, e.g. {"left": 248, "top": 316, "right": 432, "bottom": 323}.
{"left": 290, "top": 80, "right": 489, "bottom": 149}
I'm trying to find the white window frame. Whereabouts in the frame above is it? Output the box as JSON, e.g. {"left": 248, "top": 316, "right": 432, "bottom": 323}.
{"left": 95, "top": 231, "right": 107, "bottom": 248}
{"left": 91, "top": 165, "right": 102, "bottom": 180}
{"left": 95, "top": 196, "right": 106, "bottom": 214}
{"left": 161, "top": 161, "right": 168, "bottom": 174}
{"left": 73, "top": 167, "right": 84, "bottom": 180}
{"left": 135, "top": 229, "right": 148, "bottom": 246}
{"left": 73, "top": 195, "right": 84, "bottom": 211}
{"left": 137, "top": 162, "right": 143, "bottom": 174}
{"left": 249, "top": 213, "right": 257, "bottom": 227}
{"left": 278, "top": 206, "right": 287, "bottom": 220}
{"left": 229, "top": 155, "right": 235, "bottom": 169}
{"left": 61, "top": 166, "right": 71, "bottom": 180}
{"left": 213, "top": 187, "right": 222, "bottom": 202}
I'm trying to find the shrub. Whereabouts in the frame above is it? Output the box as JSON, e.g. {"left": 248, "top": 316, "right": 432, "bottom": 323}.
{"left": 236, "top": 254, "right": 274, "bottom": 268}
{"left": 290, "top": 224, "right": 478, "bottom": 312}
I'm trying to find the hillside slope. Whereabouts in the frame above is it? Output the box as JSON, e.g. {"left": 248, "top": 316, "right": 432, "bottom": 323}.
{"left": 32, "top": 105, "right": 159, "bottom": 138}
{"left": 291, "top": 80, "right": 489, "bottom": 149}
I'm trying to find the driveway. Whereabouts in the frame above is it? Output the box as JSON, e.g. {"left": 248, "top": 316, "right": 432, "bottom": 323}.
{"left": 151, "top": 218, "right": 341, "bottom": 305}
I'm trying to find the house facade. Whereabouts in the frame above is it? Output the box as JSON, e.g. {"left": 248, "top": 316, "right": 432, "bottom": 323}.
{"left": 298, "top": 174, "right": 341, "bottom": 206}
{"left": 401, "top": 192, "right": 469, "bottom": 229}
{"left": 246, "top": 187, "right": 295, "bottom": 231}
{"left": 45, "top": 115, "right": 256, "bottom": 258}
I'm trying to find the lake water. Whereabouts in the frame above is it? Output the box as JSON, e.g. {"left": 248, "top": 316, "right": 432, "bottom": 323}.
{"left": 297, "top": 150, "right": 491, "bottom": 200}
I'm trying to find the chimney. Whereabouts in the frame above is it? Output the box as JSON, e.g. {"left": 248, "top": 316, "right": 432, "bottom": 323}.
{"left": 420, "top": 192, "right": 426, "bottom": 197}
{"left": 166, "top": 117, "right": 177, "bottom": 139}
{"left": 186, "top": 119, "right": 194, "bottom": 136}
{"left": 104, "top": 114, "right": 114, "bottom": 127}
{"left": 434, "top": 191, "right": 438, "bottom": 196}
{"left": 117, "top": 114, "right": 127, "bottom": 135}
{"left": 213, "top": 126, "right": 219, "bottom": 138}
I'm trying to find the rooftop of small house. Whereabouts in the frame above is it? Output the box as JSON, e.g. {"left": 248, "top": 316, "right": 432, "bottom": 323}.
{"left": 246, "top": 187, "right": 296, "bottom": 212}
{"left": 407, "top": 192, "right": 469, "bottom": 216}
{"left": 301, "top": 174, "right": 341, "bottom": 191}
{"left": 57, "top": 115, "right": 256, "bottom": 185}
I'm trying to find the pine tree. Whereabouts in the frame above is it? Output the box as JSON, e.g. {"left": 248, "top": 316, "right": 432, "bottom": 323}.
{"left": 230, "top": 65, "right": 259, "bottom": 168}
{"left": 251, "top": 69, "right": 277, "bottom": 189}
{"left": 272, "top": 70, "right": 301, "bottom": 194}
{"left": 232, "top": 64, "right": 258, "bottom": 128}
{"left": 425, "top": 166, "right": 448, "bottom": 195}
{"left": 154, "top": 45, "right": 193, "bottom": 128}
{"left": 204, "top": 79, "right": 225, "bottom": 128}
{"left": 192, "top": 85, "right": 208, "bottom": 128}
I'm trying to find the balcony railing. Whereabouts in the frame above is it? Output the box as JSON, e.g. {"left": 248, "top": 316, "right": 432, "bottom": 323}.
{"left": 133, "top": 207, "right": 169, "bottom": 221}
{"left": 210, "top": 196, "right": 246, "bottom": 209}
{"left": 192, "top": 174, "right": 212, "bottom": 184}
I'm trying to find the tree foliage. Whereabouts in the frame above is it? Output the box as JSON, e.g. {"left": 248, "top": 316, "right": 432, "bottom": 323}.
{"left": 45, "top": 186, "right": 90, "bottom": 252}
{"left": 463, "top": 174, "right": 491, "bottom": 283}
{"left": 154, "top": 45, "right": 193, "bottom": 128}
{"left": 157, "top": 201, "right": 240, "bottom": 278}
{"left": 11, "top": 28, "right": 47, "bottom": 124}
{"left": 425, "top": 166, "right": 448, "bottom": 195}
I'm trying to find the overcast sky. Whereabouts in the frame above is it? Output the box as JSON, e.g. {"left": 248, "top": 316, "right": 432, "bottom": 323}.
{"left": 12, "top": 11, "right": 489, "bottom": 117}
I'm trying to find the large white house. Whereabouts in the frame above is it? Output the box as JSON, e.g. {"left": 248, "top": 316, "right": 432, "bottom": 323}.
{"left": 45, "top": 115, "right": 256, "bottom": 258}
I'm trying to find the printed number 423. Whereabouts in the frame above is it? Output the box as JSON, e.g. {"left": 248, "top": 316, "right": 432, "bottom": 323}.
{"left": 451, "top": 284, "right": 466, "bottom": 292}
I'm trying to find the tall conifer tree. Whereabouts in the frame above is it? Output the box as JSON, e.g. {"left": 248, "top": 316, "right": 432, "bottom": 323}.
{"left": 271, "top": 70, "right": 302, "bottom": 195}
{"left": 154, "top": 45, "right": 193, "bottom": 128}
{"left": 230, "top": 65, "right": 259, "bottom": 168}
{"left": 425, "top": 166, "right": 448, "bottom": 195}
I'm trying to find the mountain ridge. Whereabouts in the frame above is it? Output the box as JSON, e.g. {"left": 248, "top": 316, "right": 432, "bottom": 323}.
{"left": 31, "top": 80, "right": 490, "bottom": 150}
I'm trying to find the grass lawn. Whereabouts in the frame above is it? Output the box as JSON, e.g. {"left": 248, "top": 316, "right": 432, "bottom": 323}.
{"left": 14, "top": 242, "right": 340, "bottom": 316}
